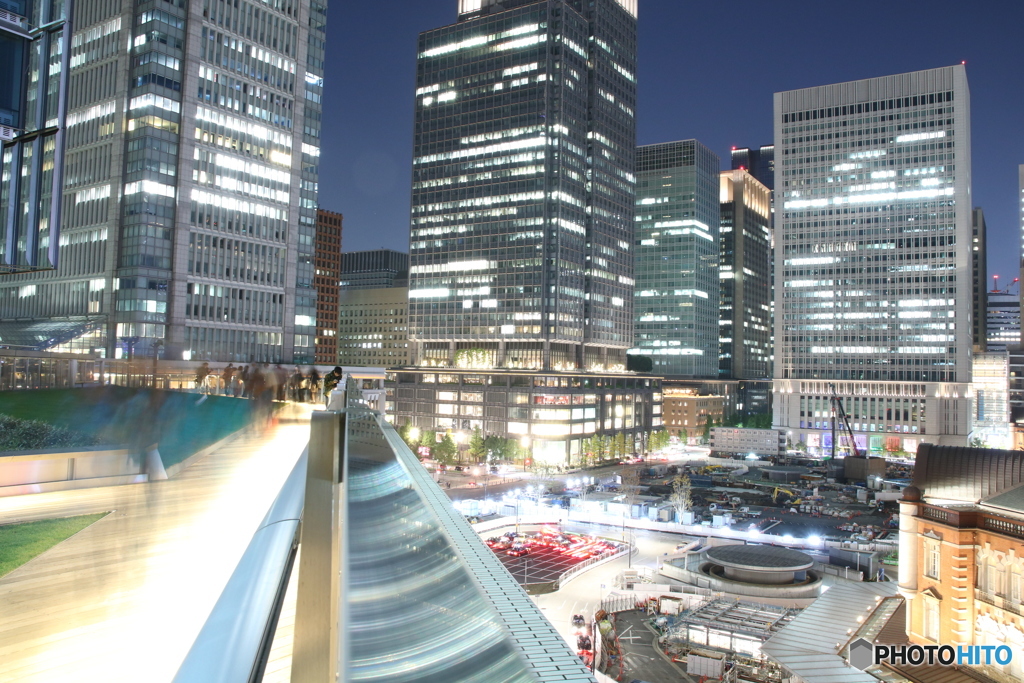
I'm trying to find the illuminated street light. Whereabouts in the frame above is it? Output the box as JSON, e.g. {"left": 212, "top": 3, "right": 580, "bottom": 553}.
{"left": 408, "top": 426, "right": 420, "bottom": 442}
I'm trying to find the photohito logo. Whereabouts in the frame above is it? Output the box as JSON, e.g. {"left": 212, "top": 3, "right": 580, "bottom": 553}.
{"left": 848, "top": 638, "right": 1014, "bottom": 670}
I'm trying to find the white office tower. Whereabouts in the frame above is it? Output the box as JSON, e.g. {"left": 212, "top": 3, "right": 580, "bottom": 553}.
{"left": 773, "top": 65, "right": 973, "bottom": 453}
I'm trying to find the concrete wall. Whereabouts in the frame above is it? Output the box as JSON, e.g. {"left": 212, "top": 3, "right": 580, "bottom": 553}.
{"left": 0, "top": 446, "right": 145, "bottom": 496}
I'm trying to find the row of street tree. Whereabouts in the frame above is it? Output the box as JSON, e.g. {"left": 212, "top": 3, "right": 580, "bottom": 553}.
{"left": 396, "top": 424, "right": 528, "bottom": 466}
{"left": 396, "top": 423, "right": 670, "bottom": 469}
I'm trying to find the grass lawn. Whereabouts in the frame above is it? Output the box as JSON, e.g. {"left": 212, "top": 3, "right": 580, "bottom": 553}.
{"left": 0, "top": 513, "right": 108, "bottom": 578}
{"left": 0, "top": 387, "right": 253, "bottom": 468}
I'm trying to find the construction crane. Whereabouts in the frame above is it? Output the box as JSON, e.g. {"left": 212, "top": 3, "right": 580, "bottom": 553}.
{"left": 829, "top": 383, "right": 861, "bottom": 460}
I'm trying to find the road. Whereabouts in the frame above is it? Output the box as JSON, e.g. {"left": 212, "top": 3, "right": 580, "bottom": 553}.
{"left": 529, "top": 525, "right": 695, "bottom": 649}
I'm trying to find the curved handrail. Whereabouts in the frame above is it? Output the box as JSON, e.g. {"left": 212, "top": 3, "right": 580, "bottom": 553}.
{"left": 172, "top": 449, "right": 308, "bottom": 683}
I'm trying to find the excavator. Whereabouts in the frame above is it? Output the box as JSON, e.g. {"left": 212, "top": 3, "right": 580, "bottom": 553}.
{"left": 772, "top": 487, "right": 801, "bottom": 505}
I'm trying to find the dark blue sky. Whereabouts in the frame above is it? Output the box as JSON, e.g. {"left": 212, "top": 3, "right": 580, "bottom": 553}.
{"left": 320, "top": 0, "right": 1024, "bottom": 289}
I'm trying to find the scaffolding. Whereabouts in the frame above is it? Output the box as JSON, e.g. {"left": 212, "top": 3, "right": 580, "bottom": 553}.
{"left": 663, "top": 597, "right": 799, "bottom": 657}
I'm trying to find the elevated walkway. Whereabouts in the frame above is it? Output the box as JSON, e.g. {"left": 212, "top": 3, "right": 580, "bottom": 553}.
{"left": 0, "top": 417, "right": 309, "bottom": 682}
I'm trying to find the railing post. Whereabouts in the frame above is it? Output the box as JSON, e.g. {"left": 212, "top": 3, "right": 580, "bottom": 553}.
{"left": 292, "top": 410, "right": 346, "bottom": 683}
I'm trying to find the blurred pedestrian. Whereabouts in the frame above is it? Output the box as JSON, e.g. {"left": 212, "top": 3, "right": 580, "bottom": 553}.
{"left": 263, "top": 363, "right": 279, "bottom": 404}
{"left": 249, "top": 365, "right": 271, "bottom": 428}
{"left": 195, "top": 362, "right": 210, "bottom": 393}
{"left": 307, "top": 367, "right": 321, "bottom": 403}
{"left": 290, "top": 366, "right": 304, "bottom": 402}
{"left": 240, "top": 365, "right": 252, "bottom": 398}
{"left": 221, "top": 363, "right": 235, "bottom": 395}
{"left": 274, "top": 364, "right": 287, "bottom": 401}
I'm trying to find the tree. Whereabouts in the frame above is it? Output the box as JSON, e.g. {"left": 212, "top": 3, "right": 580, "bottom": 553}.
{"left": 701, "top": 417, "right": 716, "bottom": 444}
{"left": 515, "top": 440, "right": 532, "bottom": 467}
{"left": 650, "top": 429, "right": 670, "bottom": 452}
{"left": 397, "top": 423, "right": 420, "bottom": 451}
{"left": 669, "top": 472, "right": 693, "bottom": 518}
{"left": 421, "top": 430, "right": 437, "bottom": 457}
{"left": 580, "top": 437, "right": 595, "bottom": 468}
{"left": 969, "top": 436, "right": 992, "bottom": 449}
{"left": 620, "top": 465, "right": 641, "bottom": 515}
{"left": 626, "top": 354, "right": 653, "bottom": 373}
{"left": 433, "top": 434, "right": 458, "bottom": 464}
{"left": 615, "top": 432, "right": 628, "bottom": 459}
{"left": 453, "top": 347, "right": 493, "bottom": 369}
{"left": 748, "top": 412, "right": 773, "bottom": 429}
{"left": 468, "top": 427, "right": 487, "bottom": 461}
{"left": 596, "top": 435, "right": 611, "bottom": 463}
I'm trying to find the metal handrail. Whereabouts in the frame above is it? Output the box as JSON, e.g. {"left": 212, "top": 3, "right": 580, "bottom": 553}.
{"left": 172, "top": 449, "right": 308, "bottom": 683}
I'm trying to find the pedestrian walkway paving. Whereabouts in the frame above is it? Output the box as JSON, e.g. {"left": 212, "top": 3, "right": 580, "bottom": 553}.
{"left": 612, "top": 609, "right": 695, "bottom": 683}
{"left": 0, "top": 415, "right": 310, "bottom": 683}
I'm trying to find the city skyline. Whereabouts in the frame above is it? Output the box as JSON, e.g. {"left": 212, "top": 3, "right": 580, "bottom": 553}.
{"left": 321, "top": 1, "right": 1023, "bottom": 285}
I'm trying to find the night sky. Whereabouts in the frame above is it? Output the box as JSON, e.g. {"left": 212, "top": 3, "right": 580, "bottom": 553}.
{"left": 319, "top": 0, "right": 1024, "bottom": 289}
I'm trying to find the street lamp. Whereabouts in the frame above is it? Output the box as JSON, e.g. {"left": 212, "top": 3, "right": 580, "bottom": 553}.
{"left": 453, "top": 431, "right": 467, "bottom": 465}
{"left": 409, "top": 426, "right": 420, "bottom": 443}
{"left": 520, "top": 436, "right": 531, "bottom": 472}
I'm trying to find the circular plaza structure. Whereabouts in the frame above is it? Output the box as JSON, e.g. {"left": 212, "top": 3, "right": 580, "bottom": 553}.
{"left": 661, "top": 543, "right": 823, "bottom": 602}
{"left": 704, "top": 545, "right": 814, "bottom": 585}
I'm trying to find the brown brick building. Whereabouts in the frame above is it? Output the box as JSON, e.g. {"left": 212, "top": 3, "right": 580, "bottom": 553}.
{"left": 661, "top": 387, "right": 724, "bottom": 442}
{"left": 314, "top": 209, "right": 343, "bottom": 364}
{"left": 899, "top": 444, "right": 1024, "bottom": 682}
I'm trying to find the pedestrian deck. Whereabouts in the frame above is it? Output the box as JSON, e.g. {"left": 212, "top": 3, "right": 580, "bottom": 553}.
{"left": 0, "top": 412, "right": 310, "bottom": 683}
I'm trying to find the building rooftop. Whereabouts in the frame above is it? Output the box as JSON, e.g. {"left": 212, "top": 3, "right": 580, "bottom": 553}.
{"left": 761, "top": 582, "right": 900, "bottom": 683}
{"left": 979, "top": 480, "right": 1024, "bottom": 516}
{"left": 705, "top": 545, "right": 814, "bottom": 572}
{"left": 914, "top": 443, "right": 1024, "bottom": 505}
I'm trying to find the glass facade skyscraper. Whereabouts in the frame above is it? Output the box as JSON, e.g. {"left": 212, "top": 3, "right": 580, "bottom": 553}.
{"left": 0, "top": 0, "right": 327, "bottom": 363}
{"left": 407, "top": 0, "right": 638, "bottom": 373}
{"left": 773, "top": 65, "right": 974, "bottom": 451}
{"left": 631, "top": 140, "right": 720, "bottom": 378}
{"left": 719, "top": 169, "right": 772, "bottom": 380}
{"left": 730, "top": 145, "right": 774, "bottom": 192}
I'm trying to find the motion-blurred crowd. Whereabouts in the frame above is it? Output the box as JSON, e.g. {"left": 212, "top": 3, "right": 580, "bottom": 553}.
{"left": 193, "top": 362, "right": 344, "bottom": 407}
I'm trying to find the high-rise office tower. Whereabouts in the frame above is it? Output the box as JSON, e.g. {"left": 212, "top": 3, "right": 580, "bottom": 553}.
{"left": 406, "top": 0, "right": 638, "bottom": 373}
{"left": 719, "top": 169, "right": 772, "bottom": 379}
{"left": 632, "top": 140, "right": 720, "bottom": 378}
{"left": 0, "top": 0, "right": 328, "bottom": 363}
{"left": 986, "top": 291, "right": 1020, "bottom": 354}
{"left": 395, "top": 0, "right": 659, "bottom": 466}
{"left": 314, "top": 209, "right": 342, "bottom": 364}
{"left": 774, "top": 65, "right": 973, "bottom": 451}
{"left": 340, "top": 250, "right": 409, "bottom": 290}
{"left": 971, "top": 207, "right": 987, "bottom": 351}
{"left": 730, "top": 145, "right": 774, "bottom": 191}
{"left": 732, "top": 145, "right": 776, "bottom": 379}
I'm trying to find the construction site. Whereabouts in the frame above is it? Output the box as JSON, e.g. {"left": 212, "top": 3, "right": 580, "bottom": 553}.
{"left": 594, "top": 593, "right": 795, "bottom": 683}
